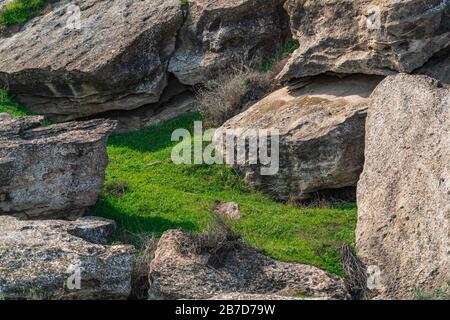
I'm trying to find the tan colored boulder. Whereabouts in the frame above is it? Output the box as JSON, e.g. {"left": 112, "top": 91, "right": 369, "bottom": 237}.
{"left": 279, "top": 0, "right": 450, "bottom": 81}
{"left": 356, "top": 74, "right": 450, "bottom": 299}
{"left": 216, "top": 75, "right": 383, "bottom": 201}
{"left": 0, "top": 114, "right": 116, "bottom": 219}
{"left": 148, "top": 230, "right": 348, "bottom": 300}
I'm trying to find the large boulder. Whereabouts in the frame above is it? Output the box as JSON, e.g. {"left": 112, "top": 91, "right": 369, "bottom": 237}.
{"left": 168, "top": 0, "right": 290, "bottom": 85}
{"left": 149, "top": 230, "right": 348, "bottom": 300}
{"left": 0, "top": 216, "right": 135, "bottom": 300}
{"left": 0, "top": 114, "right": 116, "bottom": 219}
{"left": 215, "top": 75, "right": 382, "bottom": 201}
{"left": 0, "top": 0, "right": 184, "bottom": 121}
{"left": 356, "top": 74, "right": 449, "bottom": 299}
{"left": 279, "top": 0, "right": 450, "bottom": 81}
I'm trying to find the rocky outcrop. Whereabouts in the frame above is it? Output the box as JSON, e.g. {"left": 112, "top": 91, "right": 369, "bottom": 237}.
{"left": 0, "top": 216, "right": 135, "bottom": 300}
{"left": 215, "top": 75, "right": 383, "bottom": 201}
{"left": 169, "top": 0, "right": 290, "bottom": 85}
{"left": 148, "top": 229, "right": 348, "bottom": 300}
{"left": 0, "top": 0, "right": 290, "bottom": 121}
{"left": 0, "top": 114, "right": 115, "bottom": 219}
{"left": 0, "top": 0, "right": 184, "bottom": 120}
{"left": 356, "top": 74, "right": 449, "bottom": 299}
{"left": 279, "top": 0, "right": 450, "bottom": 81}
{"left": 90, "top": 77, "right": 197, "bottom": 133}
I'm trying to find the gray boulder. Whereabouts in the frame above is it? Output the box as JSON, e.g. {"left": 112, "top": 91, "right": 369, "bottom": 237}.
{"left": 0, "top": 216, "right": 135, "bottom": 300}
{"left": 168, "top": 0, "right": 290, "bottom": 85}
{"left": 0, "top": 114, "right": 116, "bottom": 219}
{"left": 356, "top": 74, "right": 450, "bottom": 299}
{"left": 279, "top": 0, "right": 450, "bottom": 81}
{"left": 149, "top": 229, "right": 348, "bottom": 300}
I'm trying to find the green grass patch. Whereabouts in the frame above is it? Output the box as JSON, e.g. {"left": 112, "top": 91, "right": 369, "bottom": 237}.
{"left": 0, "top": 0, "right": 48, "bottom": 25}
{"left": 260, "top": 39, "right": 300, "bottom": 73}
{"left": 91, "top": 113, "right": 357, "bottom": 275}
{"left": 0, "top": 90, "right": 33, "bottom": 116}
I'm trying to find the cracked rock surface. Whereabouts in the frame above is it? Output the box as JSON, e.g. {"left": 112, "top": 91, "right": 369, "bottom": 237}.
{"left": 0, "top": 114, "right": 116, "bottom": 219}
{"left": 0, "top": 216, "right": 135, "bottom": 300}
{"left": 149, "top": 229, "right": 348, "bottom": 300}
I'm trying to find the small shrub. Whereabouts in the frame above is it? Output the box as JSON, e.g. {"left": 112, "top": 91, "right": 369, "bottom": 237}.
{"left": 103, "top": 180, "right": 129, "bottom": 198}
{"left": 129, "top": 234, "right": 158, "bottom": 300}
{"left": 416, "top": 282, "right": 450, "bottom": 300}
{"left": 340, "top": 244, "right": 370, "bottom": 300}
{"left": 260, "top": 39, "right": 300, "bottom": 73}
{"left": 0, "top": 90, "right": 34, "bottom": 116}
{"left": 197, "top": 66, "right": 272, "bottom": 127}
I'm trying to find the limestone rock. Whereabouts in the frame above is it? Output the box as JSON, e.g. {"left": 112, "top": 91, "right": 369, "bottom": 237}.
{"left": 356, "top": 74, "right": 450, "bottom": 299}
{"left": 0, "top": 115, "right": 116, "bottom": 219}
{"left": 214, "top": 202, "right": 242, "bottom": 221}
{"left": 0, "top": 216, "right": 135, "bottom": 300}
{"left": 279, "top": 0, "right": 450, "bottom": 81}
{"left": 148, "top": 229, "right": 348, "bottom": 300}
{"left": 168, "top": 0, "right": 290, "bottom": 85}
{"left": 215, "top": 75, "right": 382, "bottom": 201}
{"left": 0, "top": 0, "right": 184, "bottom": 120}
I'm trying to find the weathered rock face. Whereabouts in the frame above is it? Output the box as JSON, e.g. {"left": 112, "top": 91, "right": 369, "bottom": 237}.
{"left": 149, "top": 230, "right": 348, "bottom": 300}
{"left": 215, "top": 75, "right": 383, "bottom": 201}
{"left": 168, "top": 0, "right": 290, "bottom": 85}
{"left": 0, "top": 0, "right": 291, "bottom": 120}
{"left": 0, "top": 216, "right": 135, "bottom": 300}
{"left": 90, "top": 77, "right": 197, "bottom": 133}
{"left": 356, "top": 74, "right": 450, "bottom": 299}
{"left": 279, "top": 0, "right": 450, "bottom": 81}
{"left": 0, "top": 0, "right": 184, "bottom": 120}
{"left": 0, "top": 114, "right": 116, "bottom": 219}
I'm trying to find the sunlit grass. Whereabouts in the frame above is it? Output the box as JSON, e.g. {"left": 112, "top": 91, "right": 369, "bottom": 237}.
{"left": 91, "top": 113, "right": 357, "bottom": 275}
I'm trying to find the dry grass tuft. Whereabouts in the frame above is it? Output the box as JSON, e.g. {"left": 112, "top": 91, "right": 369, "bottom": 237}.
{"left": 197, "top": 65, "right": 273, "bottom": 127}
{"left": 340, "top": 244, "right": 369, "bottom": 300}
{"left": 127, "top": 233, "right": 158, "bottom": 300}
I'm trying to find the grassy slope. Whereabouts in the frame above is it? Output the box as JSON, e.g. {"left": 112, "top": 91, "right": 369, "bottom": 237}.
{"left": 90, "top": 113, "right": 357, "bottom": 275}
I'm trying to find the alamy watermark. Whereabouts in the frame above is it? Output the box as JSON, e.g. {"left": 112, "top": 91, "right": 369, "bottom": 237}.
{"left": 171, "top": 122, "right": 280, "bottom": 176}
{"left": 65, "top": 264, "right": 81, "bottom": 290}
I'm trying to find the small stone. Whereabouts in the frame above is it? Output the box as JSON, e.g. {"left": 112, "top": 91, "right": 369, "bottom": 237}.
{"left": 214, "top": 202, "right": 242, "bottom": 221}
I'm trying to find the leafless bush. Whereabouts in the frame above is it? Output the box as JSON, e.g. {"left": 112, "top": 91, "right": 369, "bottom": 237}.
{"left": 340, "top": 244, "right": 369, "bottom": 300}
{"left": 197, "top": 65, "right": 273, "bottom": 127}
{"left": 176, "top": 212, "right": 242, "bottom": 269}
{"left": 129, "top": 234, "right": 158, "bottom": 300}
